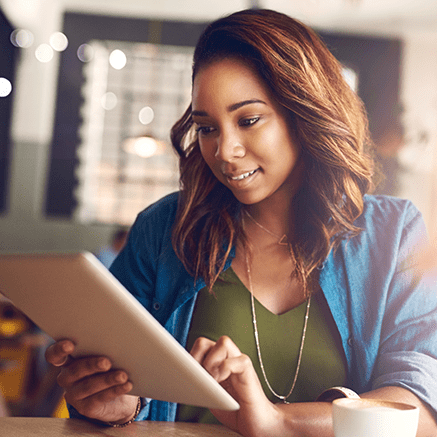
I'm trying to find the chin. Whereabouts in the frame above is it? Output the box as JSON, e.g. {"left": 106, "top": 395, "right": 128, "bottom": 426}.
{"left": 231, "top": 191, "right": 264, "bottom": 206}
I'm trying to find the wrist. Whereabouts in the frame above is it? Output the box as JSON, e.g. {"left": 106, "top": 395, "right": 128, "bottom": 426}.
{"left": 106, "top": 396, "right": 142, "bottom": 428}
{"left": 249, "top": 401, "right": 287, "bottom": 437}
{"left": 275, "top": 400, "right": 334, "bottom": 436}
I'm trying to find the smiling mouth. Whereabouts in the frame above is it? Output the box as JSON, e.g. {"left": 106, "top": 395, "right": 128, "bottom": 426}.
{"left": 228, "top": 169, "right": 258, "bottom": 181}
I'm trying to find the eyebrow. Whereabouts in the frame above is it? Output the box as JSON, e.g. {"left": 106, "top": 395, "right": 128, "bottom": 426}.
{"left": 191, "top": 99, "right": 267, "bottom": 118}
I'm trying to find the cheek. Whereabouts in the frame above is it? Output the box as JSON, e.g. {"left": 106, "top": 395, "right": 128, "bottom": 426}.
{"left": 199, "top": 142, "right": 214, "bottom": 166}
{"left": 199, "top": 143, "right": 222, "bottom": 179}
{"left": 253, "top": 131, "right": 290, "bottom": 164}
{"left": 256, "top": 121, "right": 290, "bottom": 151}
{"left": 269, "top": 124, "right": 300, "bottom": 162}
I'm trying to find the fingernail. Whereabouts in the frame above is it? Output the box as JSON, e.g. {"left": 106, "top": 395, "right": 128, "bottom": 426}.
{"left": 61, "top": 342, "right": 72, "bottom": 353}
{"left": 115, "top": 372, "right": 127, "bottom": 383}
{"left": 98, "top": 358, "right": 110, "bottom": 371}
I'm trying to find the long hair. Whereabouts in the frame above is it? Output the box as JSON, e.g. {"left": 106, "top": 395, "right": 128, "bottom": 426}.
{"left": 170, "top": 9, "right": 375, "bottom": 292}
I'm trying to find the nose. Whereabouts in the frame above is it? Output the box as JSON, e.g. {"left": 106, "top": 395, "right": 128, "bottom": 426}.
{"left": 214, "top": 132, "right": 246, "bottom": 161}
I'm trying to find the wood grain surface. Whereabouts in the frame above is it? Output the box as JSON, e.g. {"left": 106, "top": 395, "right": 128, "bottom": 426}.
{"left": 0, "top": 418, "right": 242, "bottom": 436}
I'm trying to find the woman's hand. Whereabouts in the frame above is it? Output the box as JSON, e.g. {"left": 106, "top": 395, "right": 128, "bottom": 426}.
{"left": 45, "top": 339, "right": 138, "bottom": 424}
{"left": 190, "top": 336, "right": 282, "bottom": 437}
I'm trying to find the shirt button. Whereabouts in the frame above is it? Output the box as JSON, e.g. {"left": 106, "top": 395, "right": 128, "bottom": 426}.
{"left": 347, "top": 337, "right": 353, "bottom": 347}
{"left": 153, "top": 302, "right": 161, "bottom": 311}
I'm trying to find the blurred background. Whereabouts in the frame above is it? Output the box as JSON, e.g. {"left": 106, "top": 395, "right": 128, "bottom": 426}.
{"left": 0, "top": 0, "right": 437, "bottom": 419}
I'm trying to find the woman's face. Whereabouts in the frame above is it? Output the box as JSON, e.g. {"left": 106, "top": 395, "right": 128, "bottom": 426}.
{"left": 192, "top": 58, "right": 303, "bottom": 207}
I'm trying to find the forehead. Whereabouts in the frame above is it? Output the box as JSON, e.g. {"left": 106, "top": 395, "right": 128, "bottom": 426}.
{"left": 191, "top": 58, "right": 273, "bottom": 109}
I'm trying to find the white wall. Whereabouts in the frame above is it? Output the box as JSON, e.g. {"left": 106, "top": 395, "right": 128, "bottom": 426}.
{"left": 1, "top": 1, "right": 437, "bottom": 252}
{"left": 398, "top": 31, "right": 437, "bottom": 240}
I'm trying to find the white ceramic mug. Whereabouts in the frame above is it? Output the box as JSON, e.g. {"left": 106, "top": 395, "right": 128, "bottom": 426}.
{"left": 332, "top": 398, "right": 419, "bottom": 437}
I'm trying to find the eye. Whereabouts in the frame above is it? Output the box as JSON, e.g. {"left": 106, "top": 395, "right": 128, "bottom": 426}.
{"left": 195, "top": 125, "right": 216, "bottom": 136}
{"left": 239, "top": 116, "right": 260, "bottom": 127}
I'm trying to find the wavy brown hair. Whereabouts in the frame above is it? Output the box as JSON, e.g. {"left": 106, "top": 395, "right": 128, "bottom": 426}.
{"left": 170, "top": 9, "right": 375, "bottom": 292}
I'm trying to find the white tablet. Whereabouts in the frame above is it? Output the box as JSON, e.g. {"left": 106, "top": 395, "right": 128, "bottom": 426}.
{"left": 0, "top": 251, "right": 239, "bottom": 411}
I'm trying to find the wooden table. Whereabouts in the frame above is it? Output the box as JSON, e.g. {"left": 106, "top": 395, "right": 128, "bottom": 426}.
{"left": 0, "top": 418, "right": 242, "bottom": 436}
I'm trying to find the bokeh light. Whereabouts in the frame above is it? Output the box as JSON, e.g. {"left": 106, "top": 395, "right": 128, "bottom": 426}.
{"left": 35, "top": 43, "right": 54, "bottom": 63}
{"left": 101, "top": 92, "right": 118, "bottom": 110}
{"left": 49, "top": 32, "right": 69, "bottom": 52}
{"left": 124, "top": 136, "right": 162, "bottom": 158}
{"left": 109, "top": 49, "right": 127, "bottom": 70}
{"left": 0, "top": 78, "right": 13, "bottom": 98}
{"left": 10, "top": 29, "right": 34, "bottom": 48}
{"left": 139, "top": 106, "right": 155, "bottom": 125}
{"left": 77, "top": 44, "right": 94, "bottom": 63}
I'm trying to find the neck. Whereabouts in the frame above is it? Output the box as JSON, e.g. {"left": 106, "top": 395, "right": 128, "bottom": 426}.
{"left": 244, "top": 198, "right": 294, "bottom": 241}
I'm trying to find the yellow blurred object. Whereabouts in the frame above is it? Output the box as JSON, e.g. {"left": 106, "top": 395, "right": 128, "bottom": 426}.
{"left": 0, "top": 298, "right": 65, "bottom": 417}
{"left": 0, "top": 344, "right": 33, "bottom": 403}
{"left": 0, "top": 299, "right": 35, "bottom": 404}
{"left": 52, "top": 397, "right": 69, "bottom": 418}
{"left": 0, "top": 301, "right": 31, "bottom": 338}
{"left": 0, "top": 320, "right": 27, "bottom": 337}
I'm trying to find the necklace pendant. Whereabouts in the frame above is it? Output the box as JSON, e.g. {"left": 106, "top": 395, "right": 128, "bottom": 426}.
{"left": 278, "top": 234, "right": 288, "bottom": 245}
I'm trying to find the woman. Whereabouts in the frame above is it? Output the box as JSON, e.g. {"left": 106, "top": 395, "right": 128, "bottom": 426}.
{"left": 46, "top": 9, "right": 437, "bottom": 436}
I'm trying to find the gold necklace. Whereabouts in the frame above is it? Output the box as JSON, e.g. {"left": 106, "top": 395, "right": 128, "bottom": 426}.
{"left": 244, "top": 210, "right": 289, "bottom": 246}
{"left": 243, "top": 211, "right": 311, "bottom": 404}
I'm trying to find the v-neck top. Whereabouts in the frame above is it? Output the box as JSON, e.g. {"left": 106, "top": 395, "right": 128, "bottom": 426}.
{"left": 177, "top": 267, "right": 347, "bottom": 424}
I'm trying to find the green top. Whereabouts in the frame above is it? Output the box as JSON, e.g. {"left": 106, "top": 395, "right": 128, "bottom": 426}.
{"left": 177, "top": 268, "right": 347, "bottom": 424}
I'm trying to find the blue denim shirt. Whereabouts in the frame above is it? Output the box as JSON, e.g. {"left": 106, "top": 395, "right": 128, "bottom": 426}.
{"left": 71, "top": 192, "right": 437, "bottom": 422}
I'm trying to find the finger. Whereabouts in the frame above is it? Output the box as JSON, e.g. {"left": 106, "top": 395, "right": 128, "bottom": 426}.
{"left": 57, "top": 356, "right": 112, "bottom": 388}
{"left": 64, "top": 369, "right": 132, "bottom": 402}
{"left": 201, "top": 336, "right": 242, "bottom": 375}
{"left": 190, "top": 336, "right": 216, "bottom": 363}
{"left": 213, "top": 354, "right": 253, "bottom": 384}
{"left": 45, "top": 339, "right": 75, "bottom": 366}
{"left": 212, "top": 354, "right": 266, "bottom": 407}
